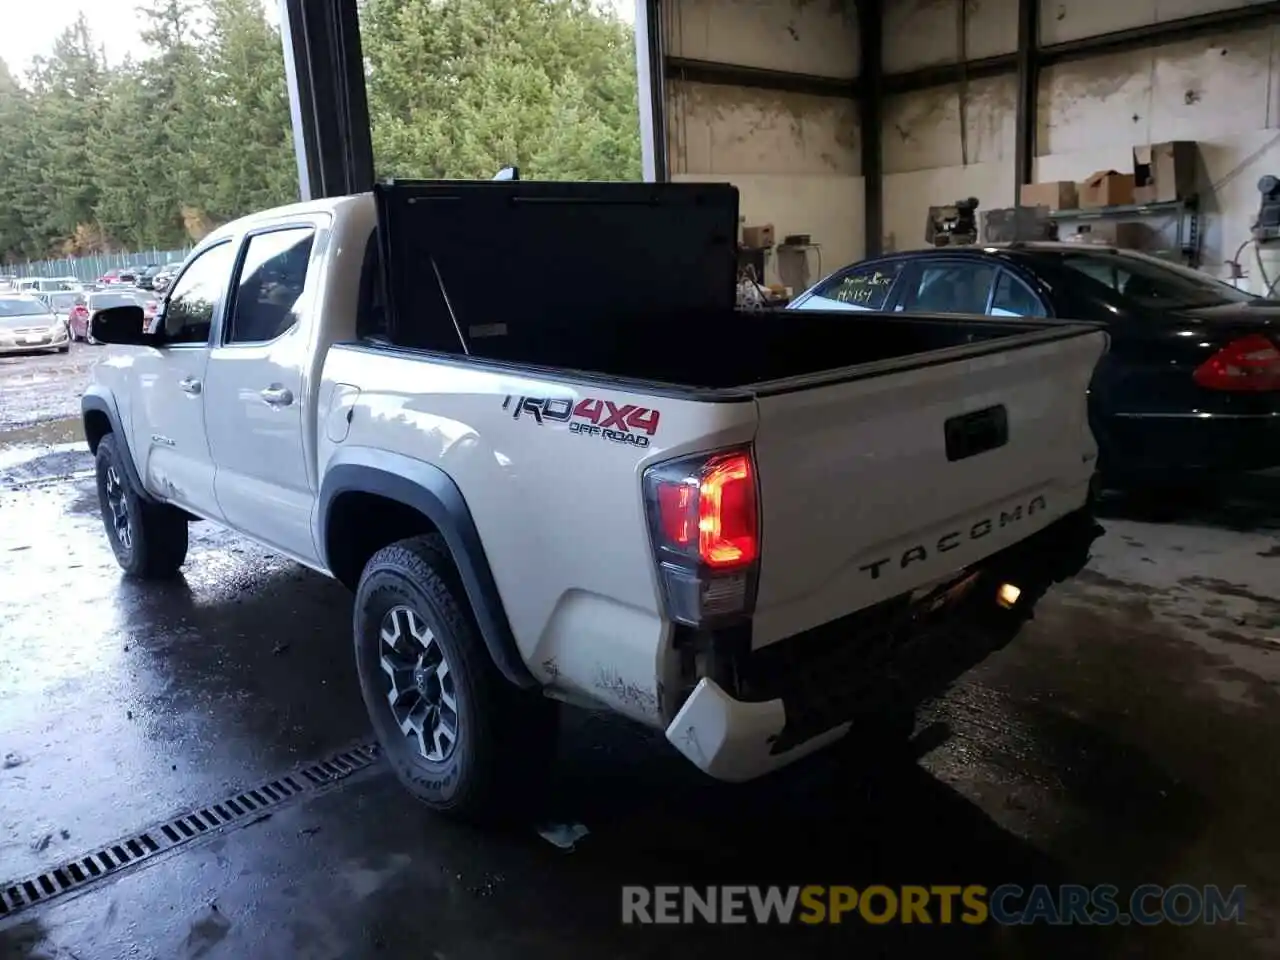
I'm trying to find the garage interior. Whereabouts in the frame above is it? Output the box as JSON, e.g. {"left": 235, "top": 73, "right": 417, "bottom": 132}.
{"left": 629, "top": 0, "right": 1280, "bottom": 298}
{"left": 1, "top": 0, "right": 1279, "bottom": 957}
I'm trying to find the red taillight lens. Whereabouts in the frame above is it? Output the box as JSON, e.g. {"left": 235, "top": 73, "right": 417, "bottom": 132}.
{"left": 1193, "top": 334, "right": 1280, "bottom": 392}
{"left": 645, "top": 448, "right": 760, "bottom": 626}
{"left": 697, "top": 453, "right": 758, "bottom": 568}
{"left": 657, "top": 482, "right": 695, "bottom": 546}
{"left": 652, "top": 451, "right": 758, "bottom": 569}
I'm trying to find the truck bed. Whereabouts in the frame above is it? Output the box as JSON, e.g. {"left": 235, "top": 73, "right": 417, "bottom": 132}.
{"left": 369, "top": 179, "right": 1088, "bottom": 393}
{"left": 458, "top": 307, "right": 1082, "bottom": 391}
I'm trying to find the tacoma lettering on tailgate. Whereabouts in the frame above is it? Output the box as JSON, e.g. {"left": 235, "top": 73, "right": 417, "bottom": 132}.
{"left": 858, "top": 494, "right": 1048, "bottom": 580}
{"left": 501, "top": 395, "right": 661, "bottom": 448}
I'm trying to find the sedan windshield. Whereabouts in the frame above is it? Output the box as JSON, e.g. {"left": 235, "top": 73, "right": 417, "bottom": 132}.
{"left": 1056, "top": 250, "right": 1254, "bottom": 309}
{"left": 0, "top": 297, "right": 51, "bottom": 317}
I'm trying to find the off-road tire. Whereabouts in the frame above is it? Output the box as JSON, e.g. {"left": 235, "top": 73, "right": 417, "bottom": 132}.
{"left": 354, "top": 534, "right": 558, "bottom": 822}
{"left": 95, "top": 433, "right": 189, "bottom": 578}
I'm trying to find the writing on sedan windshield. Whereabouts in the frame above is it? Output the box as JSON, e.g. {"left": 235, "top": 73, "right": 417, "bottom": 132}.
{"left": 837, "top": 270, "right": 896, "bottom": 304}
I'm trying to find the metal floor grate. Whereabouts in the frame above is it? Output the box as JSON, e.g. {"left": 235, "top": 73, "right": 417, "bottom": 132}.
{"left": 0, "top": 742, "right": 379, "bottom": 922}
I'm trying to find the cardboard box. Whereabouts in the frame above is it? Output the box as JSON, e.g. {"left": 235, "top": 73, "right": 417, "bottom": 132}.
{"left": 1133, "top": 184, "right": 1159, "bottom": 206}
{"left": 1020, "top": 181, "right": 1078, "bottom": 211}
{"left": 741, "top": 224, "right": 775, "bottom": 248}
{"left": 1078, "top": 221, "right": 1149, "bottom": 248}
{"left": 983, "top": 206, "right": 1057, "bottom": 242}
{"left": 1079, "top": 170, "right": 1135, "bottom": 208}
{"left": 1133, "top": 141, "right": 1197, "bottom": 203}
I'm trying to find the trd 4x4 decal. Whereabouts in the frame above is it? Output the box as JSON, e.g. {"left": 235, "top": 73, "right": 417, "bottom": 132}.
{"left": 501, "top": 396, "right": 661, "bottom": 448}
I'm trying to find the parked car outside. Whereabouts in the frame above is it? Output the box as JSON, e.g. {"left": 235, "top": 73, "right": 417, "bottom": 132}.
{"left": 15, "top": 276, "right": 81, "bottom": 295}
{"left": 37, "top": 291, "right": 84, "bottom": 331}
{"left": 135, "top": 264, "right": 162, "bottom": 290}
{"left": 98, "top": 269, "right": 123, "bottom": 285}
{"left": 0, "top": 276, "right": 16, "bottom": 293}
{"left": 0, "top": 294, "right": 70, "bottom": 354}
{"left": 788, "top": 243, "right": 1280, "bottom": 485}
{"left": 150, "top": 261, "right": 184, "bottom": 293}
{"left": 69, "top": 291, "right": 149, "bottom": 344}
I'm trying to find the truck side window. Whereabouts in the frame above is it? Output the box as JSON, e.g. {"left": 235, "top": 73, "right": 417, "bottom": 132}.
{"left": 227, "top": 227, "right": 316, "bottom": 344}
{"left": 989, "top": 269, "right": 1047, "bottom": 318}
{"left": 163, "top": 242, "right": 234, "bottom": 345}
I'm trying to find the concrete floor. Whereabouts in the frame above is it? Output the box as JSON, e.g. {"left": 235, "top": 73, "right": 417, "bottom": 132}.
{"left": 2, "top": 346, "right": 1279, "bottom": 958}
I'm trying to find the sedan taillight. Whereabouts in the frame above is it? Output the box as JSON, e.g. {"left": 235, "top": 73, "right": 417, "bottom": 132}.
{"left": 1193, "top": 334, "right": 1280, "bottom": 392}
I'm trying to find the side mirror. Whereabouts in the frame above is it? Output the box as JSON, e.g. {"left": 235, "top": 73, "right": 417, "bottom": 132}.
{"left": 89, "top": 305, "right": 161, "bottom": 346}
{"left": 492, "top": 166, "right": 519, "bottom": 181}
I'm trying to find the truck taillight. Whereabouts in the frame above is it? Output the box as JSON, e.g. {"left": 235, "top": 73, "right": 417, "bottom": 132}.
{"left": 643, "top": 448, "right": 760, "bottom": 626}
{"left": 1193, "top": 334, "right": 1280, "bottom": 392}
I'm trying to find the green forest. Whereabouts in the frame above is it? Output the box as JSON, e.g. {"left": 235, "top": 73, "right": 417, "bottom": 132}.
{"left": 0, "top": 0, "right": 642, "bottom": 263}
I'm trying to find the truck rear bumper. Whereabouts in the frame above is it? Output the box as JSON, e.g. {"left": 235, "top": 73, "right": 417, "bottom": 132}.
{"left": 664, "top": 677, "right": 850, "bottom": 782}
{"left": 666, "top": 506, "right": 1102, "bottom": 783}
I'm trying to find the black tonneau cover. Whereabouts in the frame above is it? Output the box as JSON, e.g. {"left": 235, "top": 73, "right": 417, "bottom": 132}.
{"left": 373, "top": 179, "right": 740, "bottom": 354}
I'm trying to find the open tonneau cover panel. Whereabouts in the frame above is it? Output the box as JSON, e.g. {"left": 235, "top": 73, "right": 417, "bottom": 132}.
{"left": 373, "top": 179, "right": 740, "bottom": 354}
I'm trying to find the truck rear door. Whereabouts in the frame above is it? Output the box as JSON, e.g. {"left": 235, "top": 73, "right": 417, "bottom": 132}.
{"left": 748, "top": 324, "right": 1107, "bottom": 648}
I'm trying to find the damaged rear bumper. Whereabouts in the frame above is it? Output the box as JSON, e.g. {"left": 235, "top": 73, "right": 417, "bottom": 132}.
{"left": 665, "top": 506, "right": 1103, "bottom": 783}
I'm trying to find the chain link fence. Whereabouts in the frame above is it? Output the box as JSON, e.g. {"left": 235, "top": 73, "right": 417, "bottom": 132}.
{"left": 4, "top": 248, "right": 193, "bottom": 283}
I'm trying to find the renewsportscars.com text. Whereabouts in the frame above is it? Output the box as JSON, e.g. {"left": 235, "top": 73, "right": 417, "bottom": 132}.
{"left": 621, "top": 884, "right": 1246, "bottom": 926}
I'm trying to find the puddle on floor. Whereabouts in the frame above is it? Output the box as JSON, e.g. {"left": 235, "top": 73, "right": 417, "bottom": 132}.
{"left": 0, "top": 417, "right": 83, "bottom": 455}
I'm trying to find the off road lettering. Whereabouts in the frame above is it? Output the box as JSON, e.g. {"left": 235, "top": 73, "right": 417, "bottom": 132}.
{"left": 506, "top": 394, "right": 662, "bottom": 443}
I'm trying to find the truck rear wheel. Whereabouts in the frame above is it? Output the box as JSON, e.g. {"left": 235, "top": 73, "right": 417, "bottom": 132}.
{"left": 95, "top": 433, "right": 189, "bottom": 578}
{"left": 353, "top": 534, "right": 557, "bottom": 822}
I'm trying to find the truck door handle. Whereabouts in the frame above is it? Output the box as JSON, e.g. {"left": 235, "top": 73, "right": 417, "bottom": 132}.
{"left": 260, "top": 385, "right": 294, "bottom": 407}
{"left": 178, "top": 377, "right": 202, "bottom": 395}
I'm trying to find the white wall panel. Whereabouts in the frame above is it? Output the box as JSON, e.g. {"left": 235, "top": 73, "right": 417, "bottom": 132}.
{"left": 666, "top": 79, "right": 863, "bottom": 282}
{"left": 884, "top": 75, "right": 1017, "bottom": 172}
{"left": 675, "top": 171, "right": 866, "bottom": 277}
{"left": 884, "top": 0, "right": 1019, "bottom": 75}
{"left": 665, "top": 0, "right": 860, "bottom": 77}
{"left": 667, "top": 81, "right": 860, "bottom": 176}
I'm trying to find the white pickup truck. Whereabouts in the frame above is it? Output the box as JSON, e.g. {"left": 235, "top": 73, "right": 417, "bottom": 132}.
{"left": 82, "top": 179, "right": 1106, "bottom": 820}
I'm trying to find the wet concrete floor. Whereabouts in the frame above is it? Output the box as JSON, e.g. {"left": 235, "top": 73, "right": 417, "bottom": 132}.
{"left": 2, "top": 351, "right": 1280, "bottom": 957}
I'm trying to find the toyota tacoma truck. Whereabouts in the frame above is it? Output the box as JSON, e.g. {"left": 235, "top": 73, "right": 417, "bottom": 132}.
{"left": 82, "top": 179, "right": 1106, "bottom": 820}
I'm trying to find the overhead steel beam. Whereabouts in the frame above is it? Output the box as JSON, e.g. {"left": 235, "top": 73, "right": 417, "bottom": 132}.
{"left": 635, "top": 0, "right": 668, "bottom": 181}
{"left": 1043, "top": 0, "right": 1280, "bottom": 64}
{"left": 1013, "top": 0, "right": 1039, "bottom": 203}
{"left": 279, "top": 0, "right": 375, "bottom": 201}
{"left": 859, "top": 0, "right": 883, "bottom": 257}
{"left": 665, "top": 57, "right": 859, "bottom": 99}
{"left": 884, "top": 0, "right": 1280, "bottom": 97}
{"left": 883, "top": 53, "right": 1015, "bottom": 96}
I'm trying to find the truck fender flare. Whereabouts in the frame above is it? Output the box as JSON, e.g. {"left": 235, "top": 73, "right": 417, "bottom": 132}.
{"left": 81, "top": 391, "right": 157, "bottom": 503}
{"left": 319, "top": 452, "right": 538, "bottom": 690}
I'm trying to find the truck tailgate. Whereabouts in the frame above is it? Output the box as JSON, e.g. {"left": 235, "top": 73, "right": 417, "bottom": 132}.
{"left": 749, "top": 325, "right": 1106, "bottom": 648}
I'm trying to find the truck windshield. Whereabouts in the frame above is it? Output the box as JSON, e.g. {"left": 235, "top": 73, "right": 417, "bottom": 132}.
{"left": 1057, "top": 250, "right": 1254, "bottom": 309}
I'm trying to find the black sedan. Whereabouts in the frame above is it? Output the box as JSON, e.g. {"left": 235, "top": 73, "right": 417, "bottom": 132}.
{"left": 788, "top": 243, "right": 1280, "bottom": 483}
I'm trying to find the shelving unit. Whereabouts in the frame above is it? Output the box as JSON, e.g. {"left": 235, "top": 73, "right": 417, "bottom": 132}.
{"left": 1048, "top": 196, "right": 1201, "bottom": 266}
